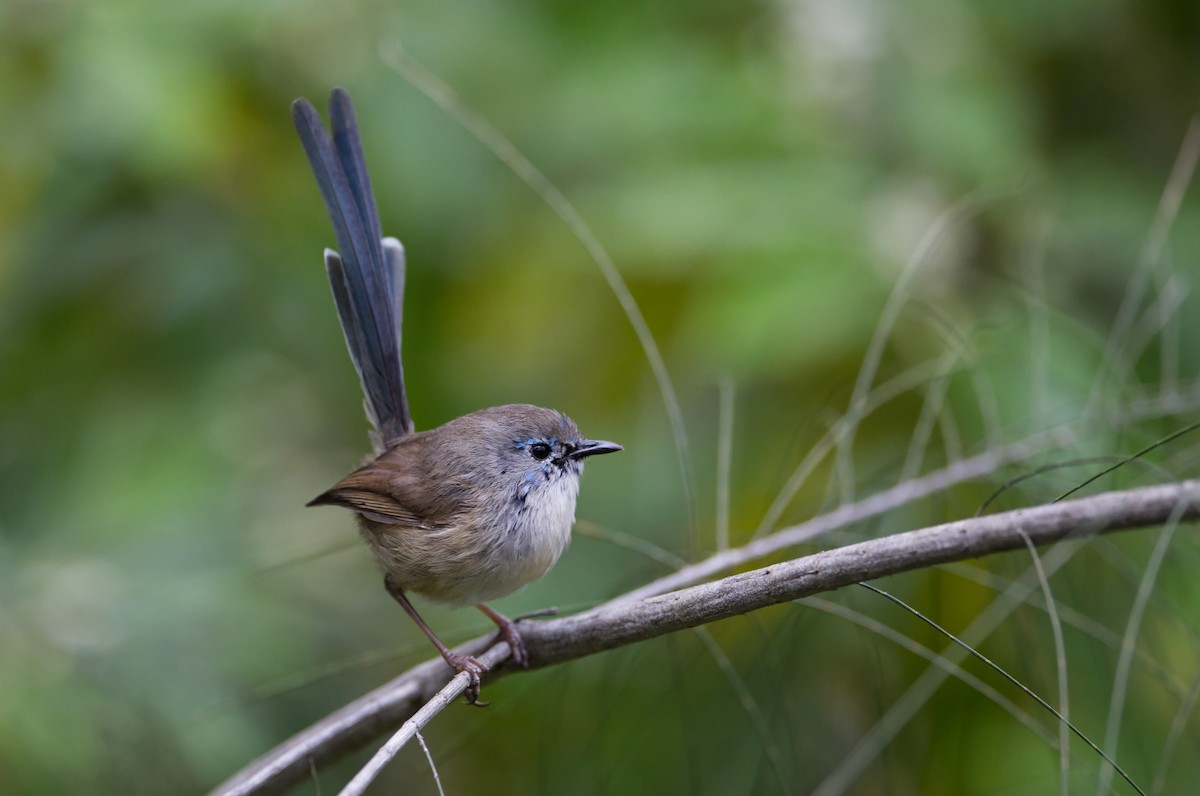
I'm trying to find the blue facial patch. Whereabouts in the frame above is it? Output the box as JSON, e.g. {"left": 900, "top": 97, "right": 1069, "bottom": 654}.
{"left": 514, "top": 437, "right": 559, "bottom": 450}
{"left": 518, "top": 469, "right": 541, "bottom": 498}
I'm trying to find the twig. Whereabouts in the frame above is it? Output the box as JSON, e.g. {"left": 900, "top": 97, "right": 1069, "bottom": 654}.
{"left": 415, "top": 731, "right": 445, "bottom": 796}
{"left": 339, "top": 643, "right": 511, "bottom": 796}
{"left": 210, "top": 480, "right": 1200, "bottom": 796}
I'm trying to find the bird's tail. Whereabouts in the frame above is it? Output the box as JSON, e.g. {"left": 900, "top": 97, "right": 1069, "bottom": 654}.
{"left": 292, "top": 88, "right": 412, "bottom": 447}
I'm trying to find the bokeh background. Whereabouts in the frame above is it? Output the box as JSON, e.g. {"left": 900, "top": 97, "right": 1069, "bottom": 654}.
{"left": 3, "top": 1, "right": 1200, "bottom": 793}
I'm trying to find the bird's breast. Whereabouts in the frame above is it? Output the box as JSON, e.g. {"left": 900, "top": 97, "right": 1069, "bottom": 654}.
{"left": 499, "top": 473, "right": 580, "bottom": 589}
{"left": 360, "top": 472, "right": 582, "bottom": 606}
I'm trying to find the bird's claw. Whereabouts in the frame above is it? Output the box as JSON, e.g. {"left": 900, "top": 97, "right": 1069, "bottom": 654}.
{"left": 496, "top": 606, "right": 557, "bottom": 667}
{"left": 443, "top": 651, "right": 489, "bottom": 705}
{"left": 492, "top": 616, "right": 529, "bottom": 668}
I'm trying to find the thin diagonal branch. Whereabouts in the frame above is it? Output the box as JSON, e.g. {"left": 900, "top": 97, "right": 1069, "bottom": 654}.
{"left": 338, "top": 643, "right": 512, "bottom": 796}
{"left": 211, "top": 480, "right": 1200, "bottom": 796}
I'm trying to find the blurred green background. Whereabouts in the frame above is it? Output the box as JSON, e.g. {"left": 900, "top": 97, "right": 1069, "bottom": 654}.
{"left": 3, "top": 0, "right": 1200, "bottom": 793}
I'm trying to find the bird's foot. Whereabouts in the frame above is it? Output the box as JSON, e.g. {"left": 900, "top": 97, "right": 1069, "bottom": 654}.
{"left": 490, "top": 613, "right": 529, "bottom": 669}
{"left": 442, "top": 651, "right": 489, "bottom": 706}
{"left": 477, "top": 603, "right": 541, "bottom": 668}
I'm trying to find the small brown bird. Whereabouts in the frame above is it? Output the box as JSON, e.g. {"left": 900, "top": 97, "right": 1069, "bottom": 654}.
{"left": 292, "top": 88, "right": 621, "bottom": 702}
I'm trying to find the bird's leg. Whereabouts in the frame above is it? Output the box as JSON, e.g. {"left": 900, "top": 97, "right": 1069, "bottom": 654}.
{"left": 384, "top": 575, "right": 487, "bottom": 705}
{"left": 476, "top": 602, "right": 529, "bottom": 668}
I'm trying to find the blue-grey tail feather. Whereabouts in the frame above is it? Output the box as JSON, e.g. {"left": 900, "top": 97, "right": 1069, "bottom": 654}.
{"left": 293, "top": 88, "right": 412, "bottom": 444}
{"left": 383, "top": 237, "right": 406, "bottom": 341}
{"left": 323, "top": 249, "right": 386, "bottom": 442}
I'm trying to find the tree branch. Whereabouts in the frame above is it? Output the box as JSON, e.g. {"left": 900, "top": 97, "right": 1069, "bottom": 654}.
{"left": 211, "top": 480, "right": 1200, "bottom": 796}
{"left": 607, "top": 429, "right": 1064, "bottom": 607}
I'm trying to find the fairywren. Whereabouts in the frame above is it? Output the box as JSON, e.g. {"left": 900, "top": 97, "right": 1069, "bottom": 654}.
{"left": 291, "top": 89, "right": 621, "bottom": 702}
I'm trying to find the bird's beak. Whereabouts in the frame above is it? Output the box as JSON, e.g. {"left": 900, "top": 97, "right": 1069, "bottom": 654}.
{"left": 569, "top": 440, "right": 623, "bottom": 460}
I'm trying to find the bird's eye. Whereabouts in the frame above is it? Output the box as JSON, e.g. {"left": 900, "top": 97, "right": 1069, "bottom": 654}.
{"left": 530, "top": 442, "right": 552, "bottom": 460}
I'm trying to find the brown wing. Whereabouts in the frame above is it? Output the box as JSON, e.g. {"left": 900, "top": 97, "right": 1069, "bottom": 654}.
{"left": 307, "top": 435, "right": 441, "bottom": 527}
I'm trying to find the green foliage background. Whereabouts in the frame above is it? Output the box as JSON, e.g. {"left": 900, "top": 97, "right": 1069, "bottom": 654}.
{"left": 2, "top": 1, "right": 1199, "bottom": 793}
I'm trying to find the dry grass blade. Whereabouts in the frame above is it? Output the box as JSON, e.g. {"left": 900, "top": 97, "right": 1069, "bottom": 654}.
{"left": 378, "top": 38, "right": 698, "bottom": 544}
{"left": 1018, "top": 531, "right": 1070, "bottom": 796}
{"left": 1096, "top": 501, "right": 1190, "bottom": 795}
{"left": 805, "top": 597, "right": 1056, "bottom": 745}
{"left": 858, "top": 584, "right": 1146, "bottom": 796}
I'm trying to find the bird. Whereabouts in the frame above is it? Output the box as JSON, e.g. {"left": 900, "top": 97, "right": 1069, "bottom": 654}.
{"left": 291, "top": 87, "right": 621, "bottom": 703}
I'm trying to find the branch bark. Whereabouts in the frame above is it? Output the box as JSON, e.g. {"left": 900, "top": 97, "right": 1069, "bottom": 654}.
{"left": 211, "top": 480, "right": 1200, "bottom": 796}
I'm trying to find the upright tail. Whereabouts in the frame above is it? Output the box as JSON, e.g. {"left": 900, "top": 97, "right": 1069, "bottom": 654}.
{"left": 292, "top": 88, "right": 413, "bottom": 447}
